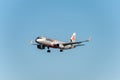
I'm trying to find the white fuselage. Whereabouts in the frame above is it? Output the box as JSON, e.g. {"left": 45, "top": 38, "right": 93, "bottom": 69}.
{"left": 31, "top": 32, "right": 90, "bottom": 52}
{"left": 36, "top": 37, "right": 74, "bottom": 50}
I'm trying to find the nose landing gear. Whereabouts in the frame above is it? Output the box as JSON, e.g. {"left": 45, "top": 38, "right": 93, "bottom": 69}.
{"left": 47, "top": 47, "right": 51, "bottom": 53}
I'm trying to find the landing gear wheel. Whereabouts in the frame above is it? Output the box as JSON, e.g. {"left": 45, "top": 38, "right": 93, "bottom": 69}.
{"left": 60, "top": 49, "right": 63, "bottom": 52}
{"left": 47, "top": 47, "right": 51, "bottom": 53}
{"left": 47, "top": 50, "right": 51, "bottom": 53}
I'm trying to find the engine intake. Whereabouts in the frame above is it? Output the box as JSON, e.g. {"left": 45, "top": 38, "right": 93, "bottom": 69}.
{"left": 37, "top": 45, "right": 45, "bottom": 49}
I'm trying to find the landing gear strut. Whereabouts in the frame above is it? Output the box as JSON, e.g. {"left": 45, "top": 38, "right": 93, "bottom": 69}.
{"left": 47, "top": 47, "right": 51, "bottom": 53}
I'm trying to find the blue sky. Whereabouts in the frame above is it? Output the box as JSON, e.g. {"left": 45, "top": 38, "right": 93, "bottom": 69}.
{"left": 0, "top": 0, "right": 120, "bottom": 80}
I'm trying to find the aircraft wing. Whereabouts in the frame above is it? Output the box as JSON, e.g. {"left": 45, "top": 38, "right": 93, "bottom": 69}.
{"left": 62, "top": 40, "right": 88, "bottom": 46}
{"left": 62, "top": 37, "right": 91, "bottom": 46}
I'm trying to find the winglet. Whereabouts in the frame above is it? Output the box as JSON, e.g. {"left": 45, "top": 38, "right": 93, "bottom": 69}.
{"left": 88, "top": 36, "right": 92, "bottom": 41}
{"left": 30, "top": 40, "right": 34, "bottom": 45}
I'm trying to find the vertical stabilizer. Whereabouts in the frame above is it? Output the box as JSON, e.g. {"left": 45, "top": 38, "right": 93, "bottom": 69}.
{"left": 70, "top": 32, "right": 76, "bottom": 42}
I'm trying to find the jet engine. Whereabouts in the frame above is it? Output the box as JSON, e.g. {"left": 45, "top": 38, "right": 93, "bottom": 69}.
{"left": 37, "top": 45, "right": 45, "bottom": 49}
{"left": 54, "top": 44, "right": 60, "bottom": 48}
{"left": 53, "top": 44, "right": 64, "bottom": 49}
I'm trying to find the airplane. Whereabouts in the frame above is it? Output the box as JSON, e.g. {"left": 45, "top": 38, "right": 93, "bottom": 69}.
{"left": 31, "top": 33, "right": 91, "bottom": 53}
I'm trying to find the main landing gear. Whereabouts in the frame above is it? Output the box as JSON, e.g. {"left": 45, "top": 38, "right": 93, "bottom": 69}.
{"left": 47, "top": 47, "right": 51, "bottom": 53}
{"left": 47, "top": 47, "right": 63, "bottom": 53}
{"left": 60, "top": 49, "right": 63, "bottom": 52}
{"left": 47, "top": 50, "right": 51, "bottom": 53}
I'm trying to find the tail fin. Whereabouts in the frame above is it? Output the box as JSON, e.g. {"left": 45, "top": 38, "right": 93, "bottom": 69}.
{"left": 70, "top": 32, "right": 76, "bottom": 42}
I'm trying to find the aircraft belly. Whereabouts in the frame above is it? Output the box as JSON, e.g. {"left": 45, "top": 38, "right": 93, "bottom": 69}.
{"left": 45, "top": 41, "right": 52, "bottom": 46}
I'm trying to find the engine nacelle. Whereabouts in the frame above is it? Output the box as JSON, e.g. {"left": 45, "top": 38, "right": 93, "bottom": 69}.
{"left": 37, "top": 45, "right": 45, "bottom": 49}
{"left": 59, "top": 44, "right": 64, "bottom": 48}
{"left": 53, "top": 44, "right": 64, "bottom": 48}
{"left": 54, "top": 44, "right": 59, "bottom": 48}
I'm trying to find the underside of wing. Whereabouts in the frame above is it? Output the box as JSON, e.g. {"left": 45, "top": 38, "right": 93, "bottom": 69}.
{"left": 62, "top": 40, "right": 89, "bottom": 46}
{"left": 62, "top": 42, "right": 81, "bottom": 46}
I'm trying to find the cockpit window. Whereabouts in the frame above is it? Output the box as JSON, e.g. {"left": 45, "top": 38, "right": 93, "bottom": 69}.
{"left": 36, "top": 37, "right": 42, "bottom": 39}
{"left": 36, "top": 36, "right": 46, "bottom": 39}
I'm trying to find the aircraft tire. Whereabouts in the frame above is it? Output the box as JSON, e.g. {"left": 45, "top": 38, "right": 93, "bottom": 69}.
{"left": 60, "top": 50, "right": 63, "bottom": 52}
{"left": 47, "top": 50, "right": 51, "bottom": 53}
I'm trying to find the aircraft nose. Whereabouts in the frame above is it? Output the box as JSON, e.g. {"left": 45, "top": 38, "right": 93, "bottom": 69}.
{"left": 35, "top": 37, "right": 39, "bottom": 43}
{"left": 35, "top": 39, "right": 37, "bottom": 43}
